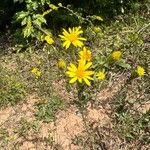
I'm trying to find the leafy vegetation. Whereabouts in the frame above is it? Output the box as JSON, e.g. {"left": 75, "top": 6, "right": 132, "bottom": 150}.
{"left": 36, "top": 95, "right": 64, "bottom": 122}
{"left": 0, "top": 66, "right": 26, "bottom": 108}
{"left": 18, "top": 118, "right": 39, "bottom": 138}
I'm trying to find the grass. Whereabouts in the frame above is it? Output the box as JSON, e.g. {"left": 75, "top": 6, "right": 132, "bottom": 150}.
{"left": 35, "top": 95, "right": 64, "bottom": 122}
{"left": 0, "top": 66, "right": 26, "bottom": 108}
{"left": 0, "top": 128, "right": 9, "bottom": 148}
{"left": 0, "top": 10, "right": 149, "bottom": 149}
{"left": 113, "top": 85, "right": 150, "bottom": 144}
{"left": 17, "top": 118, "right": 39, "bottom": 138}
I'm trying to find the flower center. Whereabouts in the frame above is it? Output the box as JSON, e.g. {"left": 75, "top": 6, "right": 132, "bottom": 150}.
{"left": 68, "top": 33, "right": 78, "bottom": 42}
{"left": 76, "top": 69, "right": 84, "bottom": 78}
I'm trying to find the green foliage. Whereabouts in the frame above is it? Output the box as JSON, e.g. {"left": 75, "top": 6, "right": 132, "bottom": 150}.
{"left": 18, "top": 118, "right": 39, "bottom": 138}
{"left": 15, "top": 0, "right": 49, "bottom": 37}
{"left": 0, "top": 67, "right": 26, "bottom": 108}
{"left": 115, "top": 108, "right": 150, "bottom": 143}
{"left": 0, "top": 0, "right": 147, "bottom": 34}
{"left": 46, "top": 132, "right": 55, "bottom": 146}
{"left": 0, "top": 128, "right": 9, "bottom": 148}
{"left": 112, "top": 84, "right": 150, "bottom": 144}
{"left": 35, "top": 95, "right": 63, "bottom": 122}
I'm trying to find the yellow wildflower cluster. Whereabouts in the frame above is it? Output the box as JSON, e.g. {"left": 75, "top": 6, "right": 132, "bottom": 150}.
{"left": 59, "top": 26, "right": 106, "bottom": 86}
{"left": 58, "top": 26, "right": 146, "bottom": 86}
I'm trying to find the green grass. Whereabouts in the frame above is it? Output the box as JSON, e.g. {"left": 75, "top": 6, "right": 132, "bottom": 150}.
{"left": 0, "top": 128, "right": 9, "bottom": 148}
{"left": 17, "top": 118, "right": 39, "bottom": 138}
{"left": 35, "top": 95, "right": 64, "bottom": 122}
{"left": 116, "top": 110, "right": 150, "bottom": 143}
{"left": 113, "top": 86, "right": 150, "bottom": 144}
{"left": 0, "top": 66, "right": 26, "bottom": 109}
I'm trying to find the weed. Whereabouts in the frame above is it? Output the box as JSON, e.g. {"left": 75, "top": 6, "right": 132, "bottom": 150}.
{"left": 113, "top": 84, "right": 150, "bottom": 146}
{"left": 0, "top": 66, "right": 26, "bottom": 109}
{"left": 72, "top": 135, "right": 84, "bottom": 147}
{"left": 46, "top": 131, "right": 55, "bottom": 147}
{"left": 0, "top": 128, "right": 9, "bottom": 148}
{"left": 35, "top": 95, "right": 63, "bottom": 122}
{"left": 17, "top": 118, "right": 39, "bottom": 138}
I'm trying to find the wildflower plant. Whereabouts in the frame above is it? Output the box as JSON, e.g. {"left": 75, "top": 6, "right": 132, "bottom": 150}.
{"left": 58, "top": 25, "right": 145, "bottom": 110}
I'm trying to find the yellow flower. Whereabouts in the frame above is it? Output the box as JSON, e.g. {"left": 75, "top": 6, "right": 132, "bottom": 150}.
{"left": 112, "top": 51, "right": 122, "bottom": 60}
{"left": 58, "top": 59, "right": 66, "bottom": 69}
{"left": 79, "top": 47, "right": 91, "bottom": 61}
{"left": 59, "top": 26, "right": 86, "bottom": 49}
{"left": 96, "top": 70, "right": 106, "bottom": 80}
{"left": 31, "top": 68, "right": 42, "bottom": 77}
{"left": 136, "top": 66, "right": 145, "bottom": 76}
{"left": 45, "top": 36, "right": 54, "bottom": 44}
{"left": 66, "top": 60, "right": 94, "bottom": 86}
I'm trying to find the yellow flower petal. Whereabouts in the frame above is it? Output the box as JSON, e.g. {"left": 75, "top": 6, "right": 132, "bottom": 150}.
{"left": 84, "top": 62, "right": 92, "bottom": 70}
{"left": 83, "top": 78, "right": 91, "bottom": 86}
{"left": 69, "top": 77, "right": 77, "bottom": 83}
{"left": 79, "top": 47, "right": 91, "bottom": 61}
{"left": 78, "top": 78, "right": 82, "bottom": 83}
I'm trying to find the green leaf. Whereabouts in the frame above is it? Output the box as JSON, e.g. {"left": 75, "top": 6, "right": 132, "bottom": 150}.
{"left": 21, "top": 17, "right": 27, "bottom": 26}
{"left": 33, "top": 14, "right": 47, "bottom": 27}
{"left": 117, "top": 60, "right": 131, "bottom": 69}
{"left": 16, "top": 11, "right": 29, "bottom": 20}
{"left": 23, "top": 16, "right": 33, "bottom": 37}
{"left": 41, "top": 0, "right": 49, "bottom": 5}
